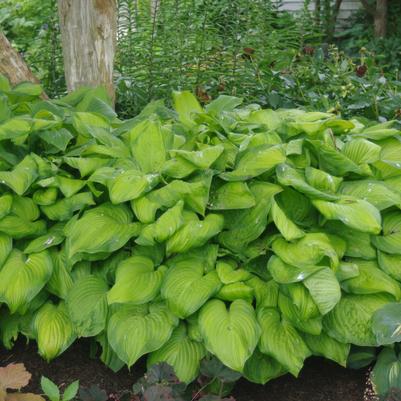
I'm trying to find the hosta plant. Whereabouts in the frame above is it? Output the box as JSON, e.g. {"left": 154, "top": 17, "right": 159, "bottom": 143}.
{"left": 1, "top": 75, "right": 401, "bottom": 389}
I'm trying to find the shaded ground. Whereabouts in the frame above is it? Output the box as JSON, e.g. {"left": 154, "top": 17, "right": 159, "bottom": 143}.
{"left": 0, "top": 340, "right": 368, "bottom": 401}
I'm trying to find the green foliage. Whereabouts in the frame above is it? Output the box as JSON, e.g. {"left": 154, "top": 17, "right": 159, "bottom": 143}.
{"left": 2, "top": 80, "right": 401, "bottom": 391}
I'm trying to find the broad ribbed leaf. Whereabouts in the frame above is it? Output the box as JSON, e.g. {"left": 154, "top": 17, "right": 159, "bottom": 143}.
{"left": 65, "top": 204, "right": 141, "bottom": 260}
{"left": 216, "top": 261, "right": 251, "bottom": 284}
{"left": 378, "top": 251, "right": 401, "bottom": 281}
{"left": 166, "top": 214, "right": 224, "bottom": 255}
{"left": 173, "top": 90, "right": 203, "bottom": 127}
{"left": 221, "top": 145, "right": 286, "bottom": 180}
{"left": 147, "top": 323, "right": 206, "bottom": 383}
{"left": 199, "top": 299, "right": 260, "bottom": 372}
{"left": 304, "top": 167, "right": 342, "bottom": 193}
{"left": 0, "top": 155, "right": 37, "bottom": 195}
{"left": 0, "top": 250, "right": 53, "bottom": 314}
{"left": 107, "top": 256, "right": 166, "bottom": 304}
{"left": 23, "top": 223, "right": 65, "bottom": 253}
{"left": 372, "top": 303, "right": 401, "bottom": 345}
{"left": 171, "top": 145, "right": 224, "bottom": 169}
{"left": 258, "top": 307, "right": 310, "bottom": 376}
{"left": 0, "top": 233, "right": 12, "bottom": 267}
{"left": 243, "top": 349, "right": 287, "bottom": 385}
{"left": 302, "top": 332, "right": 350, "bottom": 366}
{"left": 107, "top": 303, "right": 178, "bottom": 367}
{"left": 66, "top": 275, "right": 108, "bottom": 337}
{"left": 34, "top": 302, "right": 76, "bottom": 361}
{"left": 371, "top": 348, "right": 401, "bottom": 397}
{"left": 341, "top": 259, "right": 401, "bottom": 299}
{"left": 372, "top": 211, "right": 401, "bottom": 254}
{"left": 304, "top": 268, "right": 341, "bottom": 315}
{"left": 161, "top": 258, "right": 221, "bottom": 318}
{"left": 312, "top": 197, "right": 381, "bottom": 234}
{"left": 209, "top": 182, "right": 255, "bottom": 210}
{"left": 323, "top": 293, "right": 393, "bottom": 346}
{"left": 271, "top": 199, "right": 304, "bottom": 241}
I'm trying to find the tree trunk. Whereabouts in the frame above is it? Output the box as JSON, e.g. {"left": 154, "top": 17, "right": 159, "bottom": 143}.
{"left": 374, "top": 0, "right": 387, "bottom": 37}
{"left": 0, "top": 31, "right": 46, "bottom": 94}
{"left": 57, "top": 0, "right": 117, "bottom": 103}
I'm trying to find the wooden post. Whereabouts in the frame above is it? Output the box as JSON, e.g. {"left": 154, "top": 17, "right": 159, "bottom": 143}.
{"left": 57, "top": 0, "right": 117, "bottom": 103}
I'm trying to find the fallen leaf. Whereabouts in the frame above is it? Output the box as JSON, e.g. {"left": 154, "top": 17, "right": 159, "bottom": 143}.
{"left": 6, "top": 393, "right": 46, "bottom": 401}
{"left": 0, "top": 364, "right": 31, "bottom": 391}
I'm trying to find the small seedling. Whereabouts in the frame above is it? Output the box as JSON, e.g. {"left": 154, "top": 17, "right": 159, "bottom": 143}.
{"left": 40, "top": 377, "right": 79, "bottom": 401}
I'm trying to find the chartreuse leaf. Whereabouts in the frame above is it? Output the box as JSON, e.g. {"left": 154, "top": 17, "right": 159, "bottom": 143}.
{"left": 342, "top": 138, "right": 381, "bottom": 164}
{"left": 129, "top": 119, "right": 166, "bottom": 173}
{"left": 147, "top": 322, "right": 206, "bottom": 383}
{"left": 199, "top": 299, "right": 261, "bottom": 372}
{"left": 258, "top": 307, "right": 311, "bottom": 377}
{"left": 46, "top": 250, "right": 73, "bottom": 299}
{"left": 161, "top": 258, "right": 221, "bottom": 318}
{"left": 341, "top": 259, "right": 401, "bottom": 299}
{"left": 66, "top": 275, "right": 109, "bottom": 337}
{"left": 65, "top": 203, "right": 141, "bottom": 260}
{"left": 0, "top": 215, "right": 46, "bottom": 239}
{"left": 220, "top": 145, "right": 286, "bottom": 180}
{"left": 173, "top": 90, "right": 203, "bottom": 127}
{"left": 216, "top": 282, "right": 254, "bottom": 302}
{"left": 216, "top": 261, "right": 251, "bottom": 284}
{"left": 0, "top": 193, "right": 12, "bottom": 218}
{"left": 267, "top": 256, "right": 324, "bottom": 284}
{"left": 96, "top": 333, "right": 125, "bottom": 373}
{"left": 166, "top": 213, "right": 224, "bottom": 255}
{"left": 243, "top": 349, "right": 287, "bottom": 385}
{"left": 372, "top": 211, "right": 401, "bottom": 254}
{"left": 0, "top": 250, "right": 53, "bottom": 314}
{"left": 0, "top": 155, "right": 38, "bottom": 195}
{"left": 304, "top": 167, "right": 342, "bottom": 193}
{"left": 171, "top": 145, "right": 224, "bottom": 169}
{"left": 136, "top": 201, "right": 185, "bottom": 246}
{"left": 272, "top": 233, "right": 342, "bottom": 269}
{"left": 107, "top": 256, "right": 167, "bottom": 304}
{"left": 63, "top": 157, "right": 111, "bottom": 177}
{"left": 304, "top": 268, "right": 341, "bottom": 315}
{"left": 378, "top": 252, "right": 401, "bottom": 281}
{"left": 23, "top": 223, "right": 65, "bottom": 254}
{"left": 271, "top": 198, "right": 304, "bottom": 241}
{"left": 373, "top": 138, "right": 401, "bottom": 178}
{"left": 312, "top": 197, "right": 382, "bottom": 234}
{"left": 218, "top": 182, "right": 281, "bottom": 253}
{"left": 33, "top": 188, "right": 58, "bottom": 206}
{"left": 11, "top": 195, "right": 40, "bottom": 221}
{"left": 339, "top": 180, "right": 401, "bottom": 211}
{"left": 302, "top": 332, "right": 350, "bottom": 366}
{"left": 107, "top": 303, "right": 178, "bottom": 367}
{"left": 0, "top": 233, "right": 12, "bottom": 267}
{"left": 323, "top": 293, "right": 394, "bottom": 346}
{"left": 357, "top": 121, "right": 400, "bottom": 140}
{"left": 34, "top": 302, "right": 76, "bottom": 361}
{"left": 209, "top": 182, "right": 255, "bottom": 210}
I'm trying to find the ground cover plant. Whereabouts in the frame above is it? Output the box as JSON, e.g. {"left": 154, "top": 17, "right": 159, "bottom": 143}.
{"left": 1, "top": 76, "right": 401, "bottom": 398}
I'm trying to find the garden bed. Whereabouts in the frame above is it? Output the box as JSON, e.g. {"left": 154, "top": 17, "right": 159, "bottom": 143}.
{"left": 0, "top": 340, "right": 367, "bottom": 401}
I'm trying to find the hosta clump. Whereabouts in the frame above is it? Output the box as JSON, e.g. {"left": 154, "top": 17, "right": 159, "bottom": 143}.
{"left": 1, "top": 75, "right": 401, "bottom": 387}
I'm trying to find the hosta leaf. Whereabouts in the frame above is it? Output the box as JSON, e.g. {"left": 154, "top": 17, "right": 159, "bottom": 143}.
{"left": 216, "top": 261, "right": 251, "bottom": 284}
{"left": 23, "top": 223, "right": 65, "bottom": 253}
{"left": 324, "top": 221, "right": 376, "bottom": 260}
{"left": 372, "top": 211, "right": 401, "bottom": 254}
{"left": 378, "top": 251, "right": 401, "bottom": 281}
{"left": 34, "top": 302, "right": 76, "bottom": 361}
{"left": 271, "top": 233, "right": 342, "bottom": 269}
{"left": 0, "top": 216, "right": 46, "bottom": 239}
{"left": 276, "top": 164, "right": 337, "bottom": 200}
{"left": 312, "top": 197, "right": 381, "bottom": 234}
{"left": 216, "top": 282, "right": 254, "bottom": 301}
{"left": 161, "top": 258, "right": 221, "bottom": 318}
{"left": 171, "top": 145, "right": 224, "bottom": 169}
{"left": 0, "top": 250, "right": 53, "bottom": 314}
{"left": 268, "top": 256, "right": 324, "bottom": 284}
{"left": 129, "top": 119, "right": 166, "bottom": 173}
{"left": 66, "top": 275, "right": 108, "bottom": 337}
{"left": 341, "top": 259, "right": 401, "bottom": 299}
{"left": 0, "top": 193, "right": 12, "bottom": 219}
{"left": 0, "top": 233, "right": 12, "bottom": 267}
{"left": 373, "top": 138, "right": 401, "bottom": 179}
{"left": 46, "top": 250, "right": 73, "bottom": 299}
{"left": 243, "top": 349, "right": 287, "bottom": 385}
{"left": 304, "top": 167, "right": 342, "bottom": 193}
{"left": 107, "top": 256, "right": 167, "bottom": 304}
{"left": 65, "top": 204, "right": 141, "bottom": 260}
{"left": 339, "top": 180, "right": 401, "bottom": 211}
{"left": 323, "top": 293, "right": 393, "bottom": 346}
{"left": 147, "top": 323, "right": 206, "bottom": 383}
{"left": 107, "top": 303, "right": 178, "bottom": 367}
{"left": 342, "top": 138, "right": 381, "bottom": 165}
{"left": 271, "top": 199, "right": 304, "bottom": 241}
{"left": 356, "top": 121, "right": 400, "bottom": 140}
{"left": 96, "top": 333, "right": 125, "bottom": 373}
{"left": 302, "top": 332, "right": 350, "bottom": 366}
{"left": 371, "top": 348, "right": 401, "bottom": 397}
{"left": 372, "top": 303, "right": 401, "bottom": 346}
{"left": 0, "top": 155, "right": 38, "bottom": 195}
{"left": 258, "top": 307, "right": 311, "bottom": 376}
{"left": 304, "top": 268, "right": 341, "bottom": 315}
{"left": 63, "top": 157, "right": 111, "bottom": 177}
{"left": 218, "top": 182, "right": 281, "bottom": 253}
{"left": 173, "top": 90, "right": 203, "bottom": 127}
{"left": 199, "top": 299, "right": 260, "bottom": 372}
{"left": 208, "top": 182, "right": 255, "bottom": 210}
{"left": 166, "top": 214, "right": 224, "bottom": 255}
{"left": 220, "top": 145, "right": 286, "bottom": 181}
{"left": 32, "top": 188, "right": 58, "bottom": 206}
{"left": 136, "top": 201, "right": 185, "bottom": 246}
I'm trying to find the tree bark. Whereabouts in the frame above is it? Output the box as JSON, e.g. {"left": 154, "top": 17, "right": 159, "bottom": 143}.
{"left": 57, "top": 0, "right": 117, "bottom": 103}
{"left": 0, "top": 31, "right": 46, "bottom": 93}
{"left": 374, "top": 0, "right": 387, "bottom": 37}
